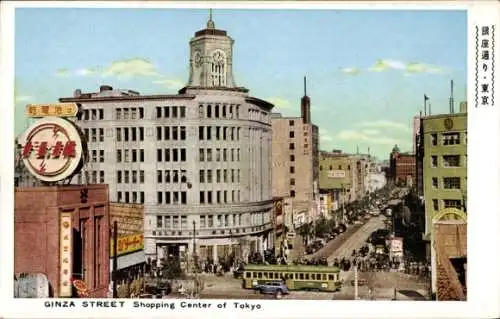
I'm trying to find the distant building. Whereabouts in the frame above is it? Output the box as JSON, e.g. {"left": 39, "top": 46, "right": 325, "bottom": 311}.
{"left": 420, "top": 101, "right": 467, "bottom": 295}
{"left": 271, "top": 77, "right": 319, "bottom": 226}
{"left": 389, "top": 145, "right": 416, "bottom": 187}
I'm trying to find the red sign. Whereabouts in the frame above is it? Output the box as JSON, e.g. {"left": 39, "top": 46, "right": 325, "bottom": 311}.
{"left": 19, "top": 117, "right": 84, "bottom": 182}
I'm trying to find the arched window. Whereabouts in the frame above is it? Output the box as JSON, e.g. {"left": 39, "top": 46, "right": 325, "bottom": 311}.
{"left": 211, "top": 50, "right": 226, "bottom": 86}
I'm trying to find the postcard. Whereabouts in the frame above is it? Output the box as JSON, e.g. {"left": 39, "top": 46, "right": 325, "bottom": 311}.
{"left": 0, "top": 1, "right": 499, "bottom": 319}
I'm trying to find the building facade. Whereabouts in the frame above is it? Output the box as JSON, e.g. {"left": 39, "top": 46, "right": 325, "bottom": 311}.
{"left": 15, "top": 185, "right": 110, "bottom": 297}
{"left": 420, "top": 104, "right": 467, "bottom": 294}
{"left": 271, "top": 79, "right": 319, "bottom": 227}
{"left": 62, "top": 16, "right": 274, "bottom": 265}
{"left": 389, "top": 146, "right": 416, "bottom": 187}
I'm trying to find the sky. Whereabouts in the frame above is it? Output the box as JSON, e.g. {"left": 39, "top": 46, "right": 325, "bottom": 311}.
{"left": 14, "top": 8, "right": 467, "bottom": 159}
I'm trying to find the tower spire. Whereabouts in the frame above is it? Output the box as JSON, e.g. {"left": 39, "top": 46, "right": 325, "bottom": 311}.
{"left": 304, "top": 76, "right": 307, "bottom": 96}
{"left": 207, "top": 8, "right": 215, "bottom": 29}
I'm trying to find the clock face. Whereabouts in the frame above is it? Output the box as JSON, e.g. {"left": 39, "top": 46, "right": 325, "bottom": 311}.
{"left": 213, "top": 51, "right": 224, "bottom": 63}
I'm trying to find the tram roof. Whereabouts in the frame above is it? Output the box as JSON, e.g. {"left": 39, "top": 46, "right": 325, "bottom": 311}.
{"left": 243, "top": 264, "right": 340, "bottom": 273}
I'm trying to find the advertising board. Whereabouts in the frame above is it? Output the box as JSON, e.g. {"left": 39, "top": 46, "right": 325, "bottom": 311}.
{"left": 18, "top": 116, "right": 86, "bottom": 183}
{"left": 59, "top": 213, "right": 73, "bottom": 297}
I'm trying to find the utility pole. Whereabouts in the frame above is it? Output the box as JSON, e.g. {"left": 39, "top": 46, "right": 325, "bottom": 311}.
{"left": 354, "top": 264, "right": 359, "bottom": 300}
{"left": 112, "top": 221, "right": 118, "bottom": 298}
{"left": 192, "top": 220, "right": 199, "bottom": 296}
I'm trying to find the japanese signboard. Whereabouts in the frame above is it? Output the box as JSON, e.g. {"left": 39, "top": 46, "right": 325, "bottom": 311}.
{"left": 475, "top": 25, "right": 495, "bottom": 107}
{"left": 25, "top": 103, "right": 79, "bottom": 118}
{"left": 18, "top": 116, "right": 86, "bottom": 182}
{"left": 59, "top": 213, "right": 73, "bottom": 297}
{"left": 109, "top": 233, "right": 144, "bottom": 257}
{"left": 327, "top": 170, "right": 346, "bottom": 178}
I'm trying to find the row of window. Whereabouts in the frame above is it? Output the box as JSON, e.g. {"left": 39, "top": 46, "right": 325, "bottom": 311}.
{"left": 83, "top": 128, "right": 104, "bottom": 143}
{"left": 116, "top": 127, "right": 145, "bottom": 142}
{"left": 76, "top": 170, "right": 105, "bottom": 184}
{"left": 198, "top": 103, "right": 240, "bottom": 119}
{"left": 157, "top": 191, "right": 188, "bottom": 205}
{"left": 80, "top": 108, "right": 104, "bottom": 121}
{"left": 288, "top": 130, "right": 308, "bottom": 139}
{"left": 90, "top": 150, "right": 105, "bottom": 163}
{"left": 289, "top": 142, "right": 309, "bottom": 150}
{"left": 117, "top": 149, "right": 145, "bottom": 163}
{"left": 319, "top": 164, "right": 350, "bottom": 171}
{"left": 199, "top": 126, "right": 241, "bottom": 141}
{"left": 431, "top": 199, "right": 464, "bottom": 211}
{"left": 116, "top": 170, "right": 145, "bottom": 184}
{"left": 156, "top": 126, "right": 187, "bottom": 141}
{"left": 199, "top": 148, "right": 241, "bottom": 162}
{"left": 156, "top": 106, "right": 186, "bottom": 119}
{"left": 156, "top": 215, "right": 188, "bottom": 229}
{"left": 117, "top": 191, "right": 145, "bottom": 204}
{"left": 248, "top": 108, "right": 269, "bottom": 123}
{"left": 431, "top": 177, "right": 463, "bottom": 190}
{"left": 199, "top": 214, "right": 243, "bottom": 228}
{"left": 156, "top": 149, "right": 187, "bottom": 162}
{"left": 116, "top": 107, "right": 145, "bottom": 120}
{"left": 157, "top": 170, "right": 188, "bottom": 183}
{"left": 199, "top": 190, "right": 241, "bottom": 204}
{"left": 199, "top": 169, "right": 240, "bottom": 183}
{"left": 245, "top": 271, "right": 336, "bottom": 282}
{"left": 430, "top": 132, "right": 467, "bottom": 146}
{"left": 430, "top": 155, "right": 465, "bottom": 168}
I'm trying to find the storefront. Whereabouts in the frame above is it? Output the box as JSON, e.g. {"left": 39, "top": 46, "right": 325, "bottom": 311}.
{"left": 110, "top": 234, "right": 146, "bottom": 284}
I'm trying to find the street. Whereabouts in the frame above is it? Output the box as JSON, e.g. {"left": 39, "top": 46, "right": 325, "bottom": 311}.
{"left": 307, "top": 215, "right": 386, "bottom": 263}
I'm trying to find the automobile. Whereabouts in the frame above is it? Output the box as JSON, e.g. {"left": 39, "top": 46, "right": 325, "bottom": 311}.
{"left": 354, "top": 220, "right": 363, "bottom": 225}
{"left": 254, "top": 281, "right": 290, "bottom": 297}
{"left": 233, "top": 266, "right": 245, "bottom": 279}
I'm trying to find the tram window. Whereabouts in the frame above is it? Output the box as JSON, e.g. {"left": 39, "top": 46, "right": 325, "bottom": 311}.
{"left": 322, "top": 274, "right": 327, "bottom": 281}
{"left": 274, "top": 273, "right": 278, "bottom": 279}
{"left": 305, "top": 274, "right": 310, "bottom": 280}
{"left": 253, "top": 272, "right": 257, "bottom": 278}
{"left": 328, "top": 274, "right": 334, "bottom": 280}
{"left": 284, "top": 274, "right": 289, "bottom": 280}
{"left": 258, "top": 272, "right": 262, "bottom": 278}
{"left": 299, "top": 273, "right": 304, "bottom": 280}
{"left": 263, "top": 272, "right": 268, "bottom": 278}
{"left": 246, "top": 272, "right": 251, "bottom": 278}
{"left": 315, "top": 274, "right": 320, "bottom": 280}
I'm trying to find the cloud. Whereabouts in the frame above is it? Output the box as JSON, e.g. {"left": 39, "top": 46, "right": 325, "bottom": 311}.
{"left": 336, "top": 129, "right": 400, "bottom": 146}
{"left": 319, "top": 128, "right": 334, "bottom": 142}
{"left": 75, "top": 68, "right": 98, "bottom": 76}
{"left": 152, "top": 78, "right": 185, "bottom": 89}
{"left": 102, "top": 58, "right": 162, "bottom": 79}
{"left": 340, "top": 67, "right": 360, "bottom": 75}
{"left": 56, "top": 68, "right": 69, "bottom": 77}
{"left": 369, "top": 59, "right": 406, "bottom": 72}
{"left": 266, "top": 97, "right": 291, "bottom": 109}
{"left": 15, "top": 95, "right": 33, "bottom": 102}
{"left": 367, "top": 59, "right": 447, "bottom": 75}
{"left": 356, "top": 120, "right": 411, "bottom": 132}
{"left": 361, "top": 129, "right": 380, "bottom": 136}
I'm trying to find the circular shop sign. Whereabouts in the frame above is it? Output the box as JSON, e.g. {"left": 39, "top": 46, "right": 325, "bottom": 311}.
{"left": 19, "top": 116, "right": 84, "bottom": 182}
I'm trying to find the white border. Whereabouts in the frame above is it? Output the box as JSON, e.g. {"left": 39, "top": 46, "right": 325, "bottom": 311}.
{"left": 1, "top": 1, "right": 499, "bottom": 319}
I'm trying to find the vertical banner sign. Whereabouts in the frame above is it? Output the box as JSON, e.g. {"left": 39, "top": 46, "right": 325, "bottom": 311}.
{"left": 59, "top": 213, "right": 73, "bottom": 297}
{"left": 475, "top": 25, "right": 495, "bottom": 107}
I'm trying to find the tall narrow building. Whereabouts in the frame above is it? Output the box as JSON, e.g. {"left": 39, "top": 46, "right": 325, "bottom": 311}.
{"left": 271, "top": 78, "right": 319, "bottom": 227}
{"left": 61, "top": 13, "right": 275, "bottom": 266}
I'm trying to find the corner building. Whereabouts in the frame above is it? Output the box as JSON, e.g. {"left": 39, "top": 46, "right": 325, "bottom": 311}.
{"left": 62, "top": 16, "right": 274, "bottom": 265}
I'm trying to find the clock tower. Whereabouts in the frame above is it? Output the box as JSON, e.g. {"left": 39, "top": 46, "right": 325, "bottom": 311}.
{"left": 187, "top": 10, "right": 237, "bottom": 88}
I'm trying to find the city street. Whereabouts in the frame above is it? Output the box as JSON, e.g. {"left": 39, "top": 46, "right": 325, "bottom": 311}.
{"left": 307, "top": 215, "right": 387, "bottom": 263}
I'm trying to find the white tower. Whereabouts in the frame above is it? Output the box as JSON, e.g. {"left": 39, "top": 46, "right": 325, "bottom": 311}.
{"left": 187, "top": 10, "right": 237, "bottom": 88}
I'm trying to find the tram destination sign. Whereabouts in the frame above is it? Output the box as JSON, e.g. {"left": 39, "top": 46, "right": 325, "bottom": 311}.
{"left": 18, "top": 116, "right": 86, "bottom": 182}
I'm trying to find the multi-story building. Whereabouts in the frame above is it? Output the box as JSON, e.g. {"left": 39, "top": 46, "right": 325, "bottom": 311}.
{"left": 318, "top": 150, "right": 355, "bottom": 222}
{"left": 61, "top": 15, "right": 275, "bottom": 265}
{"left": 271, "top": 78, "right": 319, "bottom": 227}
{"left": 421, "top": 101, "right": 467, "bottom": 294}
{"left": 389, "top": 146, "right": 416, "bottom": 187}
